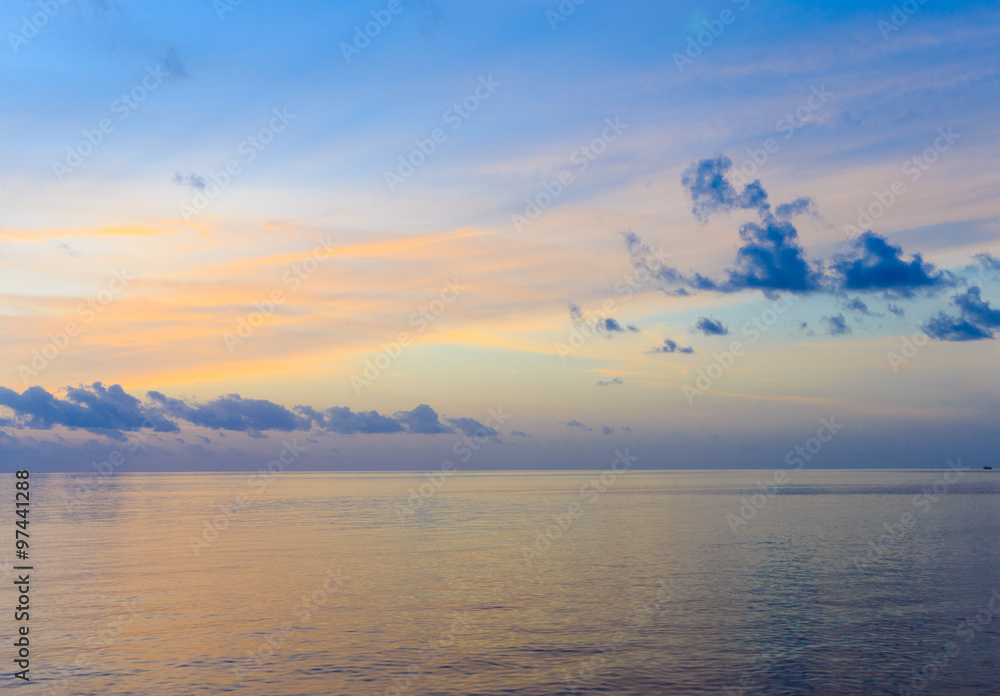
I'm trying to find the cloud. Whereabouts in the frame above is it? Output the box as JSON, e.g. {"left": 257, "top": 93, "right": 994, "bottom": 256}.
{"left": 831, "top": 231, "right": 952, "bottom": 297}
{"left": 511, "top": 430, "right": 532, "bottom": 438}
{"left": 297, "top": 405, "right": 404, "bottom": 434}
{"left": 394, "top": 404, "right": 454, "bottom": 434}
{"left": 953, "top": 286, "right": 1000, "bottom": 328}
{"left": 693, "top": 317, "right": 729, "bottom": 336}
{"left": 0, "top": 383, "right": 178, "bottom": 437}
{"left": 601, "top": 318, "right": 640, "bottom": 333}
{"left": 602, "top": 426, "right": 614, "bottom": 435}
{"left": 887, "top": 303, "right": 905, "bottom": 317}
{"left": 148, "top": 391, "right": 303, "bottom": 432}
{"left": 564, "top": 420, "right": 592, "bottom": 431}
{"left": 446, "top": 416, "right": 498, "bottom": 439}
{"left": 649, "top": 338, "right": 694, "bottom": 354}
{"left": 842, "top": 297, "right": 879, "bottom": 317}
{"left": 681, "top": 156, "right": 769, "bottom": 221}
{"left": 923, "top": 313, "right": 993, "bottom": 341}
{"left": 596, "top": 377, "right": 624, "bottom": 386}
{"left": 822, "top": 314, "right": 852, "bottom": 336}
{"left": 173, "top": 172, "right": 205, "bottom": 190}
{"left": 569, "top": 302, "right": 639, "bottom": 337}
{"left": 626, "top": 157, "right": 958, "bottom": 300}
{"left": 0, "top": 384, "right": 496, "bottom": 440}
{"left": 923, "top": 286, "right": 1000, "bottom": 341}
{"left": 774, "top": 197, "right": 815, "bottom": 220}
{"left": 975, "top": 252, "right": 1000, "bottom": 271}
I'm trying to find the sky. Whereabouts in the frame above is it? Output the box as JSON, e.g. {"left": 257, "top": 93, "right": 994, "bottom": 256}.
{"left": 1, "top": 0, "right": 998, "bottom": 472}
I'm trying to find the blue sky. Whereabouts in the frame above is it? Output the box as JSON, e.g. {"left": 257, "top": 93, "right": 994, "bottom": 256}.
{"left": 1, "top": 0, "right": 998, "bottom": 471}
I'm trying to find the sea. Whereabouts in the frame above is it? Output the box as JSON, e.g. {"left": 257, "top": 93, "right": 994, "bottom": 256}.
{"left": 8, "top": 469, "right": 1000, "bottom": 695}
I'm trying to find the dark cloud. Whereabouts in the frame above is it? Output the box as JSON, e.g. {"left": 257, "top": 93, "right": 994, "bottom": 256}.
{"left": 974, "top": 252, "right": 1000, "bottom": 271}
{"left": 681, "top": 156, "right": 769, "bottom": 221}
{"left": 923, "top": 313, "right": 992, "bottom": 341}
{"left": 923, "top": 287, "right": 1000, "bottom": 341}
{"left": 822, "top": 314, "right": 851, "bottom": 336}
{"left": 148, "top": 391, "right": 303, "bottom": 432}
{"left": 597, "top": 377, "right": 624, "bottom": 387}
{"left": 602, "top": 426, "right": 614, "bottom": 435}
{"left": 297, "top": 405, "right": 403, "bottom": 434}
{"left": 565, "top": 420, "right": 588, "bottom": 428}
{"left": 723, "top": 216, "right": 820, "bottom": 293}
{"left": 601, "top": 318, "right": 640, "bottom": 333}
{"left": 954, "top": 286, "right": 1000, "bottom": 328}
{"left": 794, "top": 321, "right": 815, "bottom": 337}
{"left": 831, "top": 232, "right": 952, "bottom": 297}
{"left": 774, "top": 197, "right": 815, "bottom": 220}
{"left": 693, "top": 317, "right": 729, "bottom": 336}
{"left": 0, "top": 384, "right": 498, "bottom": 440}
{"left": 643, "top": 157, "right": 822, "bottom": 295}
{"left": 842, "top": 297, "right": 878, "bottom": 316}
{"left": 394, "top": 404, "right": 454, "bottom": 434}
{"left": 569, "top": 302, "right": 639, "bottom": 337}
{"left": 625, "top": 157, "right": 959, "bottom": 301}
{"left": 446, "top": 417, "right": 498, "bottom": 439}
{"left": 649, "top": 338, "right": 694, "bottom": 354}
{"left": 511, "top": 430, "right": 532, "bottom": 438}
{"left": 0, "top": 383, "right": 178, "bottom": 437}
{"left": 887, "top": 303, "right": 905, "bottom": 317}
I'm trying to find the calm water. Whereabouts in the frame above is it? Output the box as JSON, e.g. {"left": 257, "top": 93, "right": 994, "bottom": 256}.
{"left": 8, "top": 470, "right": 1000, "bottom": 695}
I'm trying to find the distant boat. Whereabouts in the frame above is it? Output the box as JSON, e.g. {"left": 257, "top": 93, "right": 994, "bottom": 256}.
{"left": 984, "top": 466, "right": 993, "bottom": 470}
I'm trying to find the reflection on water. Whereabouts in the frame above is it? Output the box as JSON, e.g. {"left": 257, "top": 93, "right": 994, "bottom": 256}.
{"left": 11, "top": 470, "right": 1000, "bottom": 695}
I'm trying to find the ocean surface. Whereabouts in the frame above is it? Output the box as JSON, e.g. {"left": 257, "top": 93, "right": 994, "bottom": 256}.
{"left": 8, "top": 469, "right": 1000, "bottom": 695}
